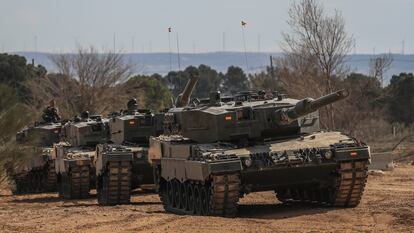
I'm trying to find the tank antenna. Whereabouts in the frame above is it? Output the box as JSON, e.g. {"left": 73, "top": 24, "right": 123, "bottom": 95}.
{"left": 241, "top": 20, "right": 249, "bottom": 71}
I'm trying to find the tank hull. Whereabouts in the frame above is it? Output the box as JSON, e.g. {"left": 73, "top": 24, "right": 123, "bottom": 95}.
{"left": 150, "top": 131, "right": 370, "bottom": 217}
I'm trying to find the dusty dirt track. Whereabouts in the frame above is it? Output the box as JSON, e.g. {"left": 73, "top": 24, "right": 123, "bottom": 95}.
{"left": 0, "top": 163, "right": 413, "bottom": 233}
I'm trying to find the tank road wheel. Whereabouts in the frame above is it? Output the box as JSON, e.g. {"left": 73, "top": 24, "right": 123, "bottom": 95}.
{"left": 57, "top": 175, "right": 64, "bottom": 198}
{"left": 174, "top": 180, "right": 182, "bottom": 209}
{"left": 209, "top": 173, "right": 240, "bottom": 217}
{"left": 97, "top": 161, "right": 131, "bottom": 206}
{"left": 187, "top": 182, "right": 195, "bottom": 214}
{"left": 159, "top": 173, "right": 240, "bottom": 217}
{"left": 193, "top": 184, "right": 202, "bottom": 215}
{"left": 27, "top": 170, "right": 36, "bottom": 193}
{"left": 275, "top": 189, "right": 288, "bottom": 203}
{"left": 200, "top": 185, "right": 210, "bottom": 215}
{"left": 180, "top": 182, "right": 188, "bottom": 211}
{"left": 158, "top": 177, "right": 168, "bottom": 209}
{"left": 61, "top": 165, "right": 91, "bottom": 199}
{"left": 45, "top": 162, "right": 57, "bottom": 192}
{"left": 37, "top": 169, "right": 46, "bottom": 192}
{"left": 22, "top": 169, "right": 42, "bottom": 193}
{"left": 27, "top": 172, "right": 35, "bottom": 192}
{"left": 8, "top": 177, "right": 18, "bottom": 195}
{"left": 153, "top": 165, "right": 161, "bottom": 192}
{"left": 9, "top": 173, "right": 28, "bottom": 195}
{"left": 97, "top": 175, "right": 108, "bottom": 204}
{"left": 331, "top": 161, "right": 368, "bottom": 207}
{"left": 166, "top": 180, "right": 175, "bottom": 208}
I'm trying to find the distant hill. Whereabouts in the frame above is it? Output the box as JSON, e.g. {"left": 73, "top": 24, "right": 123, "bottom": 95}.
{"left": 14, "top": 51, "right": 414, "bottom": 84}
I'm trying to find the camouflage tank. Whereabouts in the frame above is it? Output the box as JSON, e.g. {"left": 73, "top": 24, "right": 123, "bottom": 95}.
{"left": 150, "top": 73, "right": 370, "bottom": 217}
{"left": 7, "top": 102, "right": 61, "bottom": 194}
{"left": 95, "top": 98, "right": 164, "bottom": 205}
{"left": 53, "top": 111, "right": 109, "bottom": 199}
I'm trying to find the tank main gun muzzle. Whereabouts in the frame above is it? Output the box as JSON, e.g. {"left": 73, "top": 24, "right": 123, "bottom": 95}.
{"left": 175, "top": 73, "right": 199, "bottom": 107}
{"left": 275, "top": 89, "right": 349, "bottom": 125}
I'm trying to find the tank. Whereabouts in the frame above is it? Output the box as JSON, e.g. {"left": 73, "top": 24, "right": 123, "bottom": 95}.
{"left": 95, "top": 98, "right": 164, "bottom": 205}
{"left": 53, "top": 142, "right": 95, "bottom": 199}
{"left": 7, "top": 101, "right": 61, "bottom": 194}
{"left": 150, "top": 72, "right": 371, "bottom": 217}
{"left": 53, "top": 112, "right": 109, "bottom": 199}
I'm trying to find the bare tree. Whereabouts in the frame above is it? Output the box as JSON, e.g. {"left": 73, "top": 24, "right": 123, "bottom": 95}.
{"left": 50, "top": 46, "right": 133, "bottom": 114}
{"left": 281, "top": 0, "right": 354, "bottom": 129}
{"left": 369, "top": 53, "right": 393, "bottom": 87}
{"left": 275, "top": 52, "right": 325, "bottom": 97}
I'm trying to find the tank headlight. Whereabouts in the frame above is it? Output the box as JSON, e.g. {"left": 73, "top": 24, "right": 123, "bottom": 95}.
{"left": 324, "top": 150, "right": 333, "bottom": 160}
{"left": 244, "top": 158, "right": 252, "bottom": 167}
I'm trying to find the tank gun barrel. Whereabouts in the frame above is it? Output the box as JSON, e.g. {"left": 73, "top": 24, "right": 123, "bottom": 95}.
{"left": 175, "top": 73, "right": 199, "bottom": 107}
{"left": 275, "top": 89, "right": 349, "bottom": 125}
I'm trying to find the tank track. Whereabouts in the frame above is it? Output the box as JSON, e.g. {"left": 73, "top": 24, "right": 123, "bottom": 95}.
{"left": 9, "top": 162, "right": 57, "bottom": 194}
{"left": 45, "top": 162, "right": 57, "bottom": 192}
{"left": 275, "top": 160, "right": 368, "bottom": 207}
{"left": 333, "top": 160, "right": 368, "bottom": 207}
{"left": 159, "top": 173, "right": 240, "bottom": 217}
{"left": 97, "top": 161, "right": 131, "bottom": 205}
{"left": 59, "top": 165, "right": 91, "bottom": 199}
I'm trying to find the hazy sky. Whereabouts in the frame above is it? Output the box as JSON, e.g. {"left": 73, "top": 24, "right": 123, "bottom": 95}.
{"left": 1, "top": 0, "right": 413, "bottom": 54}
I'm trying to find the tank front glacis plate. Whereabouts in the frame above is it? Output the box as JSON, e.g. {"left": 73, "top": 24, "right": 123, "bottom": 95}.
{"left": 54, "top": 144, "right": 95, "bottom": 174}
{"left": 218, "top": 131, "right": 369, "bottom": 169}
{"left": 95, "top": 144, "right": 134, "bottom": 176}
{"left": 64, "top": 158, "right": 92, "bottom": 167}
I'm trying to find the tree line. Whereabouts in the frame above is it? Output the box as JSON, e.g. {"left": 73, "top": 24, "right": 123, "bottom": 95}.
{"left": 0, "top": 51, "right": 413, "bottom": 126}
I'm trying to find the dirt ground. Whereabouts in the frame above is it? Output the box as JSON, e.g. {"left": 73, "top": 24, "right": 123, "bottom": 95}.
{"left": 0, "top": 163, "right": 413, "bottom": 233}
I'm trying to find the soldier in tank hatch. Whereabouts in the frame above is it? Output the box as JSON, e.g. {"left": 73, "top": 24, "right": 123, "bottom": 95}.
{"left": 126, "top": 98, "right": 138, "bottom": 114}
{"left": 42, "top": 99, "right": 61, "bottom": 123}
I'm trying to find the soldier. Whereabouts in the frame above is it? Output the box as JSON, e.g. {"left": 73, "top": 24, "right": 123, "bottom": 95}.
{"left": 80, "top": 111, "right": 89, "bottom": 120}
{"left": 42, "top": 100, "right": 61, "bottom": 123}
{"left": 126, "top": 98, "right": 138, "bottom": 114}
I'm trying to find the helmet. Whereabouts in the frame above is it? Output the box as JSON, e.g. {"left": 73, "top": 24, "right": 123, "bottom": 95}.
{"left": 127, "top": 98, "right": 138, "bottom": 111}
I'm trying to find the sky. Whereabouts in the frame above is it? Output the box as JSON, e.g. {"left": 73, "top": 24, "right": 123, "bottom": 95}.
{"left": 0, "top": 0, "right": 413, "bottom": 54}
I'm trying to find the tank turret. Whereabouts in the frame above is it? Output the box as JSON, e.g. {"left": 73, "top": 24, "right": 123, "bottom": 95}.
{"left": 164, "top": 78, "right": 350, "bottom": 143}
{"left": 110, "top": 101, "right": 164, "bottom": 146}
{"left": 16, "top": 100, "right": 62, "bottom": 146}
{"left": 61, "top": 114, "right": 109, "bottom": 147}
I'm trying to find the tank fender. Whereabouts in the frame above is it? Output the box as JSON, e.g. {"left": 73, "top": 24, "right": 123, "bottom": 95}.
{"left": 333, "top": 145, "right": 370, "bottom": 162}
{"left": 160, "top": 158, "right": 242, "bottom": 182}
